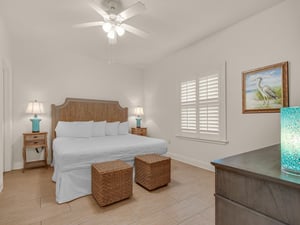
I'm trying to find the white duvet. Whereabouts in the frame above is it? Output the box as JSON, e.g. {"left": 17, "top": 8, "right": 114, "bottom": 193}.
{"left": 52, "top": 134, "right": 168, "bottom": 203}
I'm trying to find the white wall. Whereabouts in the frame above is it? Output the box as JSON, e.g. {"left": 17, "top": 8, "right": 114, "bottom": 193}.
{"left": 144, "top": 0, "right": 300, "bottom": 170}
{"left": 11, "top": 43, "right": 144, "bottom": 169}
{"left": 0, "top": 16, "right": 12, "bottom": 191}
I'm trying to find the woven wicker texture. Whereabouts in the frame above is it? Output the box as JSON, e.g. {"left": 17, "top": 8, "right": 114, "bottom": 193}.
{"left": 92, "top": 160, "right": 133, "bottom": 207}
{"left": 135, "top": 154, "right": 171, "bottom": 191}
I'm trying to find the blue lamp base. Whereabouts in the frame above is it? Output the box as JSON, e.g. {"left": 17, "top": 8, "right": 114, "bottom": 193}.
{"left": 136, "top": 118, "right": 142, "bottom": 128}
{"left": 30, "top": 116, "right": 41, "bottom": 133}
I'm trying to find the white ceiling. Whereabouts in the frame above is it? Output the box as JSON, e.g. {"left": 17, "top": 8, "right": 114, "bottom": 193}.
{"left": 0, "top": 0, "right": 284, "bottom": 69}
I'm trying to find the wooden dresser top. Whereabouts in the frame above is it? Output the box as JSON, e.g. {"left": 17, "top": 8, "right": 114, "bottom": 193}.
{"left": 211, "top": 144, "right": 300, "bottom": 189}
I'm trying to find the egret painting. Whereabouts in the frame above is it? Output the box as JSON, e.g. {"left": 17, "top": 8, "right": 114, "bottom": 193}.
{"left": 242, "top": 62, "right": 288, "bottom": 113}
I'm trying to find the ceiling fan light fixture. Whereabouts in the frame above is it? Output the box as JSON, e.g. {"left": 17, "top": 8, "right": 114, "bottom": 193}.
{"left": 116, "top": 25, "right": 125, "bottom": 36}
{"left": 107, "top": 30, "right": 116, "bottom": 40}
{"left": 102, "top": 22, "right": 112, "bottom": 32}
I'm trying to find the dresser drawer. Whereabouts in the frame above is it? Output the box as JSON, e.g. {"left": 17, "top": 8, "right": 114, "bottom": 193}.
{"left": 215, "top": 168, "right": 300, "bottom": 224}
{"left": 215, "top": 195, "right": 285, "bottom": 225}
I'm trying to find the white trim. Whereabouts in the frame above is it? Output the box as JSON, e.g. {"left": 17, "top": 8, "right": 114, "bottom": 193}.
{"left": 176, "top": 135, "right": 228, "bottom": 145}
{"left": 166, "top": 152, "right": 215, "bottom": 172}
{"left": 13, "top": 162, "right": 23, "bottom": 170}
{"left": 2, "top": 60, "right": 12, "bottom": 172}
{"left": 0, "top": 61, "right": 3, "bottom": 191}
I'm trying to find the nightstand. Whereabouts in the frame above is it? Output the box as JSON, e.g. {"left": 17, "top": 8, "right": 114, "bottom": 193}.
{"left": 23, "top": 132, "right": 48, "bottom": 172}
{"left": 131, "top": 128, "right": 147, "bottom": 136}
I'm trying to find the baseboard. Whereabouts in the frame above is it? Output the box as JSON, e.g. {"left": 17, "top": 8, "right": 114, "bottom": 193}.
{"left": 13, "top": 162, "right": 23, "bottom": 170}
{"left": 166, "top": 152, "right": 215, "bottom": 172}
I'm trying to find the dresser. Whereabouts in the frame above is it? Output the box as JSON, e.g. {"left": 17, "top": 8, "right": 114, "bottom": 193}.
{"left": 211, "top": 144, "right": 300, "bottom": 225}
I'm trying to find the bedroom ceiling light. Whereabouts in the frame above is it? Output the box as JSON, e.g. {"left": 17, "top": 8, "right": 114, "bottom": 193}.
{"left": 26, "top": 100, "right": 45, "bottom": 133}
{"left": 134, "top": 106, "right": 144, "bottom": 128}
{"left": 103, "top": 22, "right": 125, "bottom": 41}
{"left": 74, "top": 0, "right": 148, "bottom": 45}
{"left": 281, "top": 107, "right": 300, "bottom": 176}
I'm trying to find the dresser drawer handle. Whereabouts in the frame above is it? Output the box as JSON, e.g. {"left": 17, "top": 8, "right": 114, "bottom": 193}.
{"left": 34, "top": 141, "right": 39, "bottom": 144}
{"left": 33, "top": 136, "right": 38, "bottom": 139}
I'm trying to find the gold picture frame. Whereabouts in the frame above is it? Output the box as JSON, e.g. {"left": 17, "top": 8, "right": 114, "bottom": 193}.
{"left": 242, "top": 61, "right": 289, "bottom": 113}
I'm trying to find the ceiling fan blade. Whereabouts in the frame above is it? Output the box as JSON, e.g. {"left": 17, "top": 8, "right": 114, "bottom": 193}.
{"left": 118, "top": 1, "right": 146, "bottom": 22}
{"left": 73, "top": 21, "right": 105, "bottom": 28}
{"left": 122, "top": 24, "right": 148, "bottom": 38}
{"left": 88, "top": 2, "right": 109, "bottom": 20}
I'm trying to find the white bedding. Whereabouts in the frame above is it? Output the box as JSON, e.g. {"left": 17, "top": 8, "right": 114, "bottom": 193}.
{"left": 52, "top": 134, "right": 168, "bottom": 203}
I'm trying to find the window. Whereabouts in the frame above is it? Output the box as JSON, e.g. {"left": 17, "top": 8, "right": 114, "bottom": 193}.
{"left": 180, "top": 80, "right": 196, "bottom": 133}
{"left": 198, "top": 74, "right": 219, "bottom": 135}
{"left": 179, "top": 70, "right": 227, "bottom": 144}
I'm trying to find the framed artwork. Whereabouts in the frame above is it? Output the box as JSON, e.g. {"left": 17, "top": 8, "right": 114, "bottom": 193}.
{"left": 242, "top": 61, "right": 289, "bottom": 113}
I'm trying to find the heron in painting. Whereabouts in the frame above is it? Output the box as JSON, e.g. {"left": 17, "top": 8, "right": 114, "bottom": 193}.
{"left": 256, "top": 77, "right": 278, "bottom": 105}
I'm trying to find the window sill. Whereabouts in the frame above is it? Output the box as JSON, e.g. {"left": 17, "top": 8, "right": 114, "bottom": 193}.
{"left": 176, "top": 135, "right": 229, "bottom": 145}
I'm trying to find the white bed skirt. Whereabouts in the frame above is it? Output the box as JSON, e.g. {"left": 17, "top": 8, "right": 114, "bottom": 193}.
{"left": 52, "top": 135, "right": 167, "bottom": 203}
{"left": 53, "top": 160, "right": 135, "bottom": 204}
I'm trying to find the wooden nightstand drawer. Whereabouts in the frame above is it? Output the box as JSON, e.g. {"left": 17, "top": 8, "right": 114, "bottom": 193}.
{"left": 25, "top": 134, "right": 45, "bottom": 141}
{"left": 131, "top": 128, "right": 147, "bottom": 136}
{"left": 25, "top": 140, "right": 45, "bottom": 146}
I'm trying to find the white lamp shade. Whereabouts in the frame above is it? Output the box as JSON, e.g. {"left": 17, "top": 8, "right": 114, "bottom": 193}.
{"left": 134, "top": 107, "right": 144, "bottom": 116}
{"left": 26, "top": 100, "right": 45, "bottom": 115}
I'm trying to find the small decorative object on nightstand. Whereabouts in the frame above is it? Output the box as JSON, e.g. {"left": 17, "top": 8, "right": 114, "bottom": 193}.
{"left": 26, "top": 100, "right": 45, "bottom": 132}
{"left": 134, "top": 106, "right": 144, "bottom": 128}
{"left": 23, "top": 132, "right": 48, "bottom": 172}
{"left": 131, "top": 127, "right": 147, "bottom": 136}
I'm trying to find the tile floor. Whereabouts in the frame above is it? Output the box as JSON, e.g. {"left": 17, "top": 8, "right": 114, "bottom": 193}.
{"left": 0, "top": 160, "right": 215, "bottom": 225}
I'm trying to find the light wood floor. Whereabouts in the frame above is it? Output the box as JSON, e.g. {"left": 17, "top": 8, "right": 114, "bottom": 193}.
{"left": 0, "top": 160, "right": 215, "bottom": 225}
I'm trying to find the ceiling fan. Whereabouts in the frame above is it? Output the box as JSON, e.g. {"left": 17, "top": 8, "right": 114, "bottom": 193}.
{"left": 74, "top": 0, "right": 148, "bottom": 44}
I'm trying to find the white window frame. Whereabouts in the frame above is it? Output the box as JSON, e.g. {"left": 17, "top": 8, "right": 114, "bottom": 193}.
{"left": 177, "top": 63, "right": 228, "bottom": 145}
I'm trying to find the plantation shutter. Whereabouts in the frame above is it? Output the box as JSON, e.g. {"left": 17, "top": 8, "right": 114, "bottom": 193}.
{"left": 180, "top": 80, "right": 197, "bottom": 133}
{"left": 198, "top": 74, "right": 220, "bottom": 135}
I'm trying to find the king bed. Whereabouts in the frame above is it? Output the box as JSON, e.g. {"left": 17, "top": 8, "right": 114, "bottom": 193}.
{"left": 51, "top": 98, "right": 168, "bottom": 203}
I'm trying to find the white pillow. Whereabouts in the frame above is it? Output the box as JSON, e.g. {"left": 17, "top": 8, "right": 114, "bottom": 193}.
{"left": 92, "top": 121, "right": 106, "bottom": 137}
{"left": 105, "top": 121, "right": 120, "bottom": 136}
{"left": 118, "top": 121, "right": 129, "bottom": 135}
{"left": 55, "top": 121, "right": 93, "bottom": 138}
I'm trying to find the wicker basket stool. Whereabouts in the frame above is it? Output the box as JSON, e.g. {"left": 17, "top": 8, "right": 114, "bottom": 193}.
{"left": 91, "top": 160, "right": 133, "bottom": 207}
{"left": 135, "top": 154, "right": 171, "bottom": 191}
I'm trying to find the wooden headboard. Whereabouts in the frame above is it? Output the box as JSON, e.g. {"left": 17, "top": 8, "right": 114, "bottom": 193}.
{"left": 51, "top": 98, "right": 128, "bottom": 140}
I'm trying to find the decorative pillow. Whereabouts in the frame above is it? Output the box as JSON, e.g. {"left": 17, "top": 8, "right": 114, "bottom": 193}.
{"left": 92, "top": 121, "right": 106, "bottom": 137}
{"left": 118, "top": 121, "right": 129, "bottom": 135}
{"left": 105, "top": 121, "right": 120, "bottom": 136}
{"left": 55, "top": 121, "right": 93, "bottom": 138}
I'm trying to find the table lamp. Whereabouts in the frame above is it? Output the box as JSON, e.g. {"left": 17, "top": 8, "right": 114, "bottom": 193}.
{"left": 281, "top": 107, "right": 300, "bottom": 176}
{"left": 134, "top": 106, "right": 144, "bottom": 128}
{"left": 26, "top": 100, "right": 44, "bottom": 133}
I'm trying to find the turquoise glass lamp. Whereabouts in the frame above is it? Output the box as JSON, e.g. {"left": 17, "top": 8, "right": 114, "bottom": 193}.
{"left": 26, "top": 100, "right": 45, "bottom": 133}
{"left": 281, "top": 107, "right": 300, "bottom": 176}
{"left": 134, "top": 106, "right": 144, "bottom": 128}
